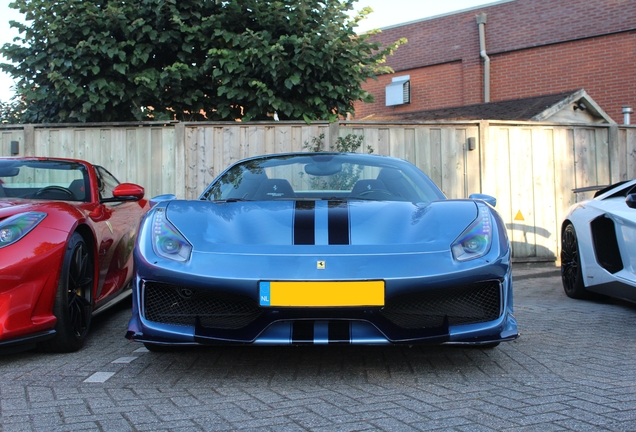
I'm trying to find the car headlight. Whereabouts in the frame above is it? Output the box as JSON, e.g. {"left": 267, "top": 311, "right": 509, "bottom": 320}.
{"left": 451, "top": 202, "right": 493, "bottom": 261}
{"left": 151, "top": 207, "right": 192, "bottom": 261}
{"left": 0, "top": 212, "right": 47, "bottom": 249}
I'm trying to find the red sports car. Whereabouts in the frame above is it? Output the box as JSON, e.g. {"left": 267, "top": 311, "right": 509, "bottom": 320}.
{"left": 0, "top": 157, "right": 148, "bottom": 353}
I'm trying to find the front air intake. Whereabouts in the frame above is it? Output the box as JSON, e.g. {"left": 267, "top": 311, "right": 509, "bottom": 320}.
{"left": 143, "top": 282, "right": 262, "bottom": 329}
{"left": 380, "top": 281, "right": 501, "bottom": 329}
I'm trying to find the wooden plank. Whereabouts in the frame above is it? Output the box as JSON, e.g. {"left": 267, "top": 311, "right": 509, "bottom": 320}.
{"left": 482, "top": 127, "right": 512, "bottom": 252}
{"left": 428, "top": 129, "right": 442, "bottom": 191}
{"left": 573, "top": 129, "right": 597, "bottom": 200}
{"left": 455, "top": 128, "right": 467, "bottom": 197}
{"left": 627, "top": 128, "right": 636, "bottom": 179}
{"left": 389, "top": 128, "right": 405, "bottom": 160}
{"left": 376, "top": 128, "right": 390, "bottom": 156}
{"left": 264, "top": 126, "right": 276, "bottom": 155}
{"left": 403, "top": 128, "right": 415, "bottom": 163}
{"left": 363, "top": 127, "right": 378, "bottom": 155}
{"left": 440, "top": 127, "right": 462, "bottom": 199}
{"left": 609, "top": 126, "right": 624, "bottom": 182}
{"left": 465, "top": 127, "right": 480, "bottom": 195}
{"left": 0, "top": 132, "right": 9, "bottom": 155}
{"left": 98, "top": 129, "right": 114, "bottom": 175}
{"left": 275, "top": 125, "right": 292, "bottom": 155}
{"left": 159, "top": 128, "right": 175, "bottom": 196}
{"left": 553, "top": 127, "right": 577, "bottom": 260}
{"left": 594, "top": 128, "right": 610, "bottom": 186}
{"left": 206, "top": 126, "right": 221, "bottom": 186}
{"left": 291, "top": 126, "right": 303, "bottom": 153}
{"left": 0, "top": 130, "right": 24, "bottom": 156}
{"left": 35, "top": 129, "right": 49, "bottom": 157}
{"left": 251, "top": 126, "right": 266, "bottom": 157}
{"left": 184, "top": 126, "right": 199, "bottom": 200}
{"left": 148, "top": 128, "right": 162, "bottom": 196}
{"left": 413, "top": 127, "right": 430, "bottom": 177}
{"left": 171, "top": 124, "right": 185, "bottom": 199}
{"left": 531, "top": 128, "right": 557, "bottom": 259}
{"left": 508, "top": 128, "right": 536, "bottom": 259}
{"left": 24, "top": 125, "right": 35, "bottom": 156}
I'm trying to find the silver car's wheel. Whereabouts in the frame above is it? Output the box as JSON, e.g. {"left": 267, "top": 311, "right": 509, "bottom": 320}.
{"left": 561, "top": 223, "right": 589, "bottom": 299}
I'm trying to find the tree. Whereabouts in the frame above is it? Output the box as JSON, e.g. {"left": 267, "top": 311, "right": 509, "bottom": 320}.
{"left": 1, "top": 0, "right": 405, "bottom": 123}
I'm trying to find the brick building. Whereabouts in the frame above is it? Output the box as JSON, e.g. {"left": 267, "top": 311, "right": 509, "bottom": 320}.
{"left": 354, "top": 0, "right": 636, "bottom": 123}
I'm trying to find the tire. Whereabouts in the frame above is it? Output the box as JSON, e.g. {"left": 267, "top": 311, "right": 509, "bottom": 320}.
{"left": 40, "top": 232, "right": 94, "bottom": 352}
{"left": 561, "top": 223, "right": 589, "bottom": 299}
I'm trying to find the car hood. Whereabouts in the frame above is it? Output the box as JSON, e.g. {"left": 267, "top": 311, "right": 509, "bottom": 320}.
{"left": 0, "top": 199, "right": 53, "bottom": 217}
{"left": 163, "top": 200, "right": 478, "bottom": 252}
{"left": 0, "top": 199, "right": 87, "bottom": 222}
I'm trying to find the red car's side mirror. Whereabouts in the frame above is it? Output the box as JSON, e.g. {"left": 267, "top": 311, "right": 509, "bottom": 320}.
{"left": 110, "top": 183, "right": 145, "bottom": 201}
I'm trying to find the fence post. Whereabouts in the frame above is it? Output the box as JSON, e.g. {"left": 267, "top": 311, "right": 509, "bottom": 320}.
{"left": 174, "top": 122, "right": 186, "bottom": 199}
{"left": 329, "top": 121, "right": 340, "bottom": 149}
{"left": 478, "top": 120, "right": 489, "bottom": 193}
{"left": 24, "top": 124, "right": 35, "bottom": 156}
{"left": 608, "top": 124, "right": 621, "bottom": 182}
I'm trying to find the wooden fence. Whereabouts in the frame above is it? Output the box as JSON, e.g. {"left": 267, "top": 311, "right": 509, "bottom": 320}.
{"left": 2, "top": 120, "right": 636, "bottom": 262}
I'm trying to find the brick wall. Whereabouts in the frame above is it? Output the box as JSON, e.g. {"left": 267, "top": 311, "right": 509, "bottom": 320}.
{"left": 354, "top": 0, "right": 636, "bottom": 122}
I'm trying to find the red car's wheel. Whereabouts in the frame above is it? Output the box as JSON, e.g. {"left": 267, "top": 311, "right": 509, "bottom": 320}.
{"left": 561, "top": 223, "right": 589, "bottom": 299}
{"left": 40, "top": 232, "right": 94, "bottom": 352}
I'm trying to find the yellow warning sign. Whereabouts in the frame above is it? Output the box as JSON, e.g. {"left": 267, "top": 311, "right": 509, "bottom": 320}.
{"left": 514, "top": 210, "right": 525, "bottom": 221}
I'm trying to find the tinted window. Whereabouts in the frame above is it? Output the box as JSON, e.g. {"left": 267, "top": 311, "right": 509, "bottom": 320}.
{"left": 95, "top": 166, "right": 120, "bottom": 201}
{"left": 201, "top": 154, "right": 445, "bottom": 203}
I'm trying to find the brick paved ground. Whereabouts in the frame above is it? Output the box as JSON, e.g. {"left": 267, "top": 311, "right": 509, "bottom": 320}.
{"left": 2, "top": 264, "right": 636, "bottom": 431}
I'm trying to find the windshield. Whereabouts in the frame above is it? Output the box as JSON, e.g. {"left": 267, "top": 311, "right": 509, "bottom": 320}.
{"left": 0, "top": 159, "right": 89, "bottom": 202}
{"left": 200, "top": 153, "right": 445, "bottom": 203}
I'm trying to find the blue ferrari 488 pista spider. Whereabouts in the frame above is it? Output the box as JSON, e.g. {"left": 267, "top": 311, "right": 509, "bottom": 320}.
{"left": 126, "top": 152, "right": 518, "bottom": 350}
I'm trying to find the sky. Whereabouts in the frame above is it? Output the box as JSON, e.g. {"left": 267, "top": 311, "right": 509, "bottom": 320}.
{"left": 0, "top": 0, "right": 497, "bottom": 104}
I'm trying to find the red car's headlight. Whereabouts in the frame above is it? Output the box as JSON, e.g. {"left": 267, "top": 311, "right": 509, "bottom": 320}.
{"left": 0, "top": 212, "right": 47, "bottom": 248}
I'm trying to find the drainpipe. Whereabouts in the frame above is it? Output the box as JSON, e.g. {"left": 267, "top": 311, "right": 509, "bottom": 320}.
{"left": 476, "top": 13, "right": 490, "bottom": 103}
{"left": 623, "top": 106, "right": 633, "bottom": 125}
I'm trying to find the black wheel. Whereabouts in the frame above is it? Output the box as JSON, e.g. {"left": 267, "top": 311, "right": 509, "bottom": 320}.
{"left": 40, "top": 232, "right": 94, "bottom": 352}
{"left": 561, "top": 223, "right": 589, "bottom": 299}
{"left": 34, "top": 185, "right": 75, "bottom": 200}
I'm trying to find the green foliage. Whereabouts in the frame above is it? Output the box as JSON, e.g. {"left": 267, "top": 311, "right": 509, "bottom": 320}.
{"left": 0, "top": 97, "right": 26, "bottom": 124}
{"left": 1, "top": 0, "right": 406, "bottom": 123}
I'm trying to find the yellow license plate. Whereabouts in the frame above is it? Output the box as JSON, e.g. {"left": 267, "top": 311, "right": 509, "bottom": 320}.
{"left": 259, "top": 281, "right": 384, "bottom": 307}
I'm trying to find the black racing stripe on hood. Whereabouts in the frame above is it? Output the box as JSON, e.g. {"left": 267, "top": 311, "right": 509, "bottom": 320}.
{"left": 328, "top": 201, "right": 350, "bottom": 245}
{"left": 294, "top": 201, "right": 315, "bottom": 245}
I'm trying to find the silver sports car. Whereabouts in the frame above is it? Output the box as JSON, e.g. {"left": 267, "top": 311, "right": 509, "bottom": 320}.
{"left": 561, "top": 180, "right": 636, "bottom": 300}
{"left": 126, "top": 152, "right": 518, "bottom": 350}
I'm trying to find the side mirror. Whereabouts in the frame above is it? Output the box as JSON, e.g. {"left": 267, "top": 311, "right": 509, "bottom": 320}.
{"left": 469, "top": 193, "right": 497, "bottom": 207}
{"left": 102, "top": 183, "right": 145, "bottom": 203}
{"left": 626, "top": 194, "right": 636, "bottom": 209}
{"left": 150, "top": 194, "right": 177, "bottom": 208}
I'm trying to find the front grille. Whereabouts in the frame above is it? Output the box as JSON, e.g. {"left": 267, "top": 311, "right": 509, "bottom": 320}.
{"left": 143, "top": 282, "right": 262, "bottom": 329}
{"left": 380, "top": 281, "right": 501, "bottom": 329}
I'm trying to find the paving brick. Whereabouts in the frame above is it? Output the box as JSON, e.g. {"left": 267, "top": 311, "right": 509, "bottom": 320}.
{"left": 4, "top": 265, "right": 636, "bottom": 430}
